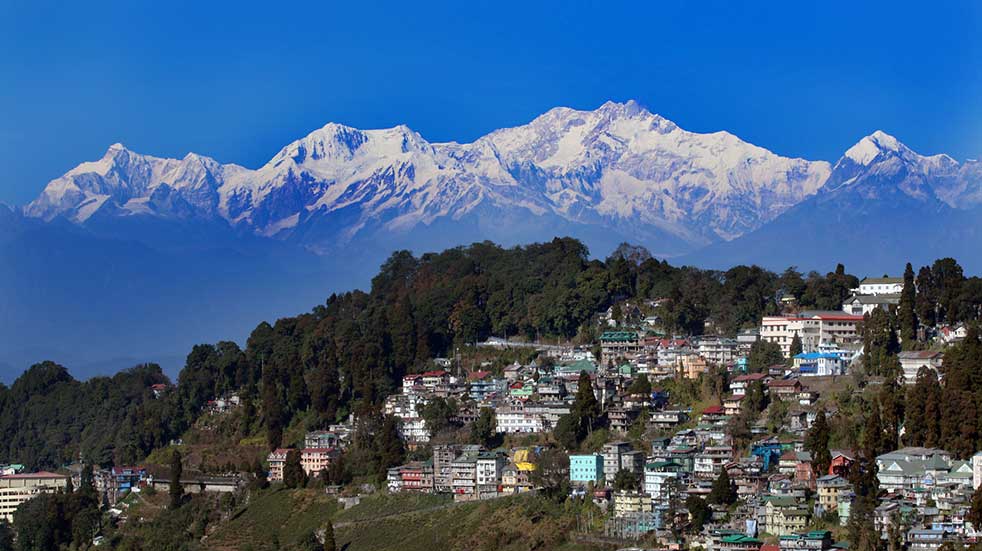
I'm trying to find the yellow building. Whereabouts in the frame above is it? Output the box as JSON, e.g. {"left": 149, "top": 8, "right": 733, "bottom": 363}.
{"left": 613, "top": 491, "right": 652, "bottom": 517}
{"left": 763, "top": 497, "right": 810, "bottom": 536}
{"left": 0, "top": 471, "right": 69, "bottom": 522}
{"left": 677, "top": 353, "right": 709, "bottom": 380}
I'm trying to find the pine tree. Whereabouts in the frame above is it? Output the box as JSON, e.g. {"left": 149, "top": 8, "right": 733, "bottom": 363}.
{"left": 573, "top": 371, "right": 600, "bottom": 435}
{"left": 969, "top": 484, "right": 982, "bottom": 530}
{"left": 250, "top": 458, "right": 269, "bottom": 490}
{"left": 788, "top": 333, "right": 803, "bottom": 363}
{"left": 323, "top": 521, "right": 337, "bottom": 551}
{"left": 470, "top": 407, "right": 497, "bottom": 448}
{"left": 375, "top": 415, "right": 406, "bottom": 478}
{"left": 169, "top": 450, "right": 183, "bottom": 509}
{"left": 806, "top": 409, "right": 832, "bottom": 476}
{"left": 283, "top": 449, "right": 306, "bottom": 489}
{"left": 708, "top": 469, "right": 736, "bottom": 505}
{"left": 898, "top": 263, "right": 919, "bottom": 348}
{"left": 863, "top": 402, "right": 884, "bottom": 459}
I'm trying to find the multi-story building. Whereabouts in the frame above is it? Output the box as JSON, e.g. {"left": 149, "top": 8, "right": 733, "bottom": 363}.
{"left": 718, "top": 534, "right": 764, "bottom": 551}
{"left": 729, "top": 373, "right": 768, "bottom": 396}
{"left": 855, "top": 277, "right": 904, "bottom": 296}
{"left": 676, "top": 352, "right": 709, "bottom": 379}
{"left": 476, "top": 452, "right": 506, "bottom": 497}
{"left": 841, "top": 294, "right": 901, "bottom": 316}
{"left": 267, "top": 448, "right": 290, "bottom": 481}
{"left": 612, "top": 491, "right": 653, "bottom": 517}
{"left": 0, "top": 471, "right": 69, "bottom": 522}
{"left": 697, "top": 336, "right": 739, "bottom": 365}
{"left": 569, "top": 454, "right": 605, "bottom": 484}
{"left": 763, "top": 496, "right": 811, "bottom": 536}
{"left": 694, "top": 446, "right": 733, "bottom": 479}
{"left": 603, "top": 442, "right": 633, "bottom": 484}
{"left": 815, "top": 475, "right": 850, "bottom": 515}
{"left": 792, "top": 352, "right": 843, "bottom": 377}
{"left": 433, "top": 444, "right": 475, "bottom": 492}
{"left": 300, "top": 448, "right": 337, "bottom": 477}
{"left": 304, "top": 430, "right": 343, "bottom": 449}
{"left": 760, "top": 313, "right": 862, "bottom": 357}
{"left": 621, "top": 450, "right": 645, "bottom": 479}
{"left": 451, "top": 449, "right": 480, "bottom": 498}
{"left": 600, "top": 331, "right": 642, "bottom": 367}
{"left": 495, "top": 404, "right": 545, "bottom": 433}
{"left": 778, "top": 531, "right": 833, "bottom": 551}
{"left": 898, "top": 351, "right": 944, "bottom": 384}
{"left": 644, "top": 460, "right": 684, "bottom": 503}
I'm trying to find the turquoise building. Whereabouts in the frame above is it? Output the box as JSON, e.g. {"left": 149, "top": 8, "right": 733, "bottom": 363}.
{"left": 569, "top": 454, "right": 604, "bottom": 483}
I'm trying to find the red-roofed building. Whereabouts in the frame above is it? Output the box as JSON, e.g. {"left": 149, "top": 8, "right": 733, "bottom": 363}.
{"left": 420, "top": 370, "right": 450, "bottom": 388}
{"left": 702, "top": 405, "right": 727, "bottom": 421}
{"left": 301, "top": 447, "right": 338, "bottom": 476}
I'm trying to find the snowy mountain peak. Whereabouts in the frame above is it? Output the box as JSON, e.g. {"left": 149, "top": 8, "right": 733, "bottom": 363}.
{"left": 24, "top": 102, "right": 860, "bottom": 254}
{"left": 843, "top": 130, "right": 907, "bottom": 166}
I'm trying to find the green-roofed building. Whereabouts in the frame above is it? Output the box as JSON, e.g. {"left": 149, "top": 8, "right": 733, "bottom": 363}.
{"left": 600, "top": 331, "right": 641, "bottom": 366}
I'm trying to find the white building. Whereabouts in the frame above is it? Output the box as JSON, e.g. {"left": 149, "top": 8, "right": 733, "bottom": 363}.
{"left": 972, "top": 453, "right": 982, "bottom": 490}
{"left": 644, "top": 461, "right": 683, "bottom": 503}
{"left": 476, "top": 452, "right": 506, "bottom": 492}
{"left": 898, "top": 351, "right": 944, "bottom": 384}
{"left": 697, "top": 336, "right": 739, "bottom": 365}
{"left": 793, "top": 352, "right": 844, "bottom": 377}
{"left": 842, "top": 294, "right": 901, "bottom": 316}
{"left": 855, "top": 277, "right": 904, "bottom": 296}
{"left": 0, "top": 472, "right": 69, "bottom": 522}
{"left": 760, "top": 312, "right": 863, "bottom": 357}
{"left": 494, "top": 404, "right": 545, "bottom": 434}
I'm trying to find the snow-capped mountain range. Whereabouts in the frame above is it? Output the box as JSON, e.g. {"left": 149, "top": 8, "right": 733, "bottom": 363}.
{"left": 5, "top": 100, "right": 982, "bottom": 379}
{"left": 24, "top": 100, "right": 836, "bottom": 257}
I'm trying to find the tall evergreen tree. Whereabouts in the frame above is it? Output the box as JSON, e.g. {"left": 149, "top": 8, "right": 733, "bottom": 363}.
{"left": 573, "top": 371, "right": 600, "bottom": 435}
{"left": 708, "top": 469, "right": 736, "bottom": 505}
{"left": 375, "top": 415, "right": 406, "bottom": 479}
{"left": 169, "top": 449, "right": 183, "bottom": 509}
{"left": 470, "top": 407, "right": 497, "bottom": 448}
{"left": 788, "top": 333, "right": 803, "bottom": 362}
{"left": 806, "top": 409, "right": 832, "bottom": 476}
{"left": 969, "top": 484, "right": 982, "bottom": 531}
{"left": 898, "top": 263, "right": 919, "bottom": 348}
{"left": 863, "top": 401, "right": 884, "bottom": 459}
{"left": 283, "top": 449, "right": 306, "bottom": 489}
{"left": 323, "top": 521, "right": 337, "bottom": 551}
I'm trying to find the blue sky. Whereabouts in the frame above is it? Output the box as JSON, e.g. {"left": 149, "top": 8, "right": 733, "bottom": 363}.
{"left": 1, "top": 0, "right": 979, "bottom": 205}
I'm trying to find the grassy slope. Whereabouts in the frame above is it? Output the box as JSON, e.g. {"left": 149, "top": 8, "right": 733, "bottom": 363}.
{"left": 205, "top": 488, "right": 339, "bottom": 551}
{"left": 200, "top": 490, "right": 605, "bottom": 551}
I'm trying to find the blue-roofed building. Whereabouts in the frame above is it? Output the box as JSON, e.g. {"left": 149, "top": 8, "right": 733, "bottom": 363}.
{"left": 792, "top": 352, "right": 843, "bottom": 377}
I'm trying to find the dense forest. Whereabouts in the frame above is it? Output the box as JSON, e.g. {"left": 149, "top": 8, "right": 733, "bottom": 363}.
{"left": 3, "top": 238, "right": 982, "bottom": 470}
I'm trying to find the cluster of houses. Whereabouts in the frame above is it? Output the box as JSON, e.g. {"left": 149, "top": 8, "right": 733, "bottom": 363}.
{"left": 562, "top": 373, "right": 860, "bottom": 538}
{"left": 385, "top": 445, "right": 538, "bottom": 500}
{"left": 265, "top": 424, "right": 352, "bottom": 482}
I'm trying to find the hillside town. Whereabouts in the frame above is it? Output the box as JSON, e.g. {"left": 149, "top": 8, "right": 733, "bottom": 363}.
{"left": 2, "top": 270, "right": 980, "bottom": 551}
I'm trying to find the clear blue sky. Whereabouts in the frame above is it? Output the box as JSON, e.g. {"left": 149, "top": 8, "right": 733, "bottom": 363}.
{"left": 1, "top": 0, "right": 979, "bottom": 205}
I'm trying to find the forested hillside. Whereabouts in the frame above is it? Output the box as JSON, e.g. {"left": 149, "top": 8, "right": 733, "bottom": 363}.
{"left": 3, "top": 238, "right": 982, "bottom": 470}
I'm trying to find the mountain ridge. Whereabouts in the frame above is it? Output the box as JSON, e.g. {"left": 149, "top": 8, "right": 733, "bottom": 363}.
{"left": 22, "top": 100, "right": 832, "bottom": 258}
